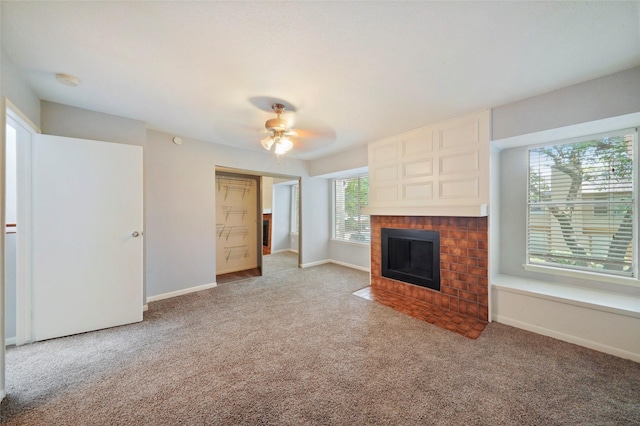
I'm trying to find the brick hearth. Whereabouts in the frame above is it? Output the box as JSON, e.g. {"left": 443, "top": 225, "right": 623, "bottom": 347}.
{"left": 369, "top": 215, "right": 489, "bottom": 337}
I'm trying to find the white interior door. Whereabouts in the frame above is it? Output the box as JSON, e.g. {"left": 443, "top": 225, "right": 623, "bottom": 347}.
{"left": 31, "top": 134, "right": 143, "bottom": 341}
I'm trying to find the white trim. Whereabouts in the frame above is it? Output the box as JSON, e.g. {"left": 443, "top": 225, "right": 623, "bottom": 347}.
{"left": 146, "top": 282, "right": 217, "bottom": 303}
{"left": 270, "top": 248, "right": 298, "bottom": 254}
{"left": 523, "top": 264, "right": 639, "bottom": 288}
{"left": 492, "top": 274, "right": 640, "bottom": 318}
{"left": 492, "top": 314, "right": 640, "bottom": 363}
{"left": 330, "top": 238, "right": 370, "bottom": 247}
{"left": 5, "top": 337, "right": 16, "bottom": 347}
{"left": 301, "top": 259, "right": 331, "bottom": 268}
{"left": 362, "top": 204, "right": 488, "bottom": 217}
{"left": 10, "top": 114, "right": 35, "bottom": 346}
{"left": 143, "top": 304, "right": 148, "bottom": 312}
{"left": 4, "top": 98, "right": 41, "bottom": 135}
{"left": 330, "top": 260, "right": 370, "bottom": 273}
{"left": 302, "top": 259, "right": 371, "bottom": 272}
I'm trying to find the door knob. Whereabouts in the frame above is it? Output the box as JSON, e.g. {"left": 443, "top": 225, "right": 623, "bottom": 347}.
{"left": 132, "top": 231, "right": 140, "bottom": 237}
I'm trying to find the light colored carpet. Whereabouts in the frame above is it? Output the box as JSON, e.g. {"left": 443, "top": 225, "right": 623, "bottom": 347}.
{"left": 2, "top": 262, "right": 639, "bottom": 425}
{"left": 216, "top": 251, "right": 299, "bottom": 284}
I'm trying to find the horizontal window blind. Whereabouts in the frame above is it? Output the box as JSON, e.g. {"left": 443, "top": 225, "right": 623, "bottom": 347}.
{"left": 528, "top": 132, "right": 635, "bottom": 276}
{"left": 334, "top": 176, "right": 370, "bottom": 243}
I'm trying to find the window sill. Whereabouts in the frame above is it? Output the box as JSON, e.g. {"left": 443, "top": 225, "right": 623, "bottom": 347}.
{"left": 492, "top": 273, "right": 640, "bottom": 319}
{"left": 330, "top": 238, "right": 370, "bottom": 247}
{"left": 523, "top": 264, "right": 638, "bottom": 288}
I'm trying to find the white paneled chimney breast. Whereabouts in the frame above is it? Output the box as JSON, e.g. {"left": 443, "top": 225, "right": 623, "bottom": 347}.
{"left": 364, "top": 110, "right": 490, "bottom": 217}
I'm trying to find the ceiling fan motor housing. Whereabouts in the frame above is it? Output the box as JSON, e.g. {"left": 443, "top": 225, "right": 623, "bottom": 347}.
{"left": 265, "top": 117, "right": 287, "bottom": 132}
{"left": 265, "top": 103, "right": 288, "bottom": 132}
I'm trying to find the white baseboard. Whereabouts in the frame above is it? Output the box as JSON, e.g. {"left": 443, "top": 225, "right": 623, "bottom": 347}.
{"left": 330, "top": 260, "right": 370, "bottom": 273}
{"left": 5, "top": 336, "right": 16, "bottom": 346}
{"left": 270, "top": 248, "right": 297, "bottom": 254}
{"left": 143, "top": 304, "right": 148, "bottom": 312}
{"left": 146, "top": 282, "right": 217, "bottom": 303}
{"left": 301, "top": 259, "right": 331, "bottom": 268}
{"left": 301, "top": 259, "right": 370, "bottom": 272}
{"left": 492, "top": 314, "right": 640, "bottom": 363}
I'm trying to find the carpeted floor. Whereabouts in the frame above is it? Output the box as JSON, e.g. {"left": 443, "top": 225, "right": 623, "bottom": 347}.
{"left": 2, "top": 258, "right": 639, "bottom": 425}
{"left": 216, "top": 251, "right": 299, "bottom": 284}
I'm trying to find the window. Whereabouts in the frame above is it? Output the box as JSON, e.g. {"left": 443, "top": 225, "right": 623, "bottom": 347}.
{"left": 291, "top": 183, "right": 299, "bottom": 234}
{"left": 527, "top": 129, "right": 636, "bottom": 277}
{"left": 333, "top": 175, "right": 369, "bottom": 243}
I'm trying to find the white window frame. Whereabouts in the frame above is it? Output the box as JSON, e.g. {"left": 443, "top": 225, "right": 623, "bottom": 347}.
{"left": 332, "top": 175, "right": 370, "bottom": 245}
{"left": 525, "top": 127, "right": 638, "bottom": 282}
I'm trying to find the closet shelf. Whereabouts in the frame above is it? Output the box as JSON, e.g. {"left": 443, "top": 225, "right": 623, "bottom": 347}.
{"left": 217, "top": 176, "right": 254, "bottom": 200}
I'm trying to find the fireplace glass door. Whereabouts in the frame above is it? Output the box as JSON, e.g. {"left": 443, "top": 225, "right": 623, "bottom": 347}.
{"left": 382, "top": 228, "right": 440, "bottom": 291}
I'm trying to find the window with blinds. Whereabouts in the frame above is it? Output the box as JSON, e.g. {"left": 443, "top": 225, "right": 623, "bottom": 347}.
{"left": 333, "top": 176, "right": 370, "bottom": 243}
{"left": 527, "top": 129, "right": 636, "bottom": 277}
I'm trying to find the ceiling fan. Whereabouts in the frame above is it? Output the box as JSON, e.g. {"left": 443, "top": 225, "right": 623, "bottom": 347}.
{"left": 260, "top": 103, "right": 299, "bottom": 155}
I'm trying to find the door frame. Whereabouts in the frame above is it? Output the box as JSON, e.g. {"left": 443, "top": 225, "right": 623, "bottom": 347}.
{"left": 2, "top": 98, "right": 40, "bottom": 400}
{"left": 215, "top": 166, "right": 302, "bottom": 273}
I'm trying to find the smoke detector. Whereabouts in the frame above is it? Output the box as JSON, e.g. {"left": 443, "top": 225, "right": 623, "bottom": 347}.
{"left": 55, "top": 73, "right": 81, "bottom": 87}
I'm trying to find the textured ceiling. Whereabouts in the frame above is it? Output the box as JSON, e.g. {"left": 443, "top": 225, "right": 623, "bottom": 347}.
{"left": 2, "top": 1, "right": 639, "bottom": 160}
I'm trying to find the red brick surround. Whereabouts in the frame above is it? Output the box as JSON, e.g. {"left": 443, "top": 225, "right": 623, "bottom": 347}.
{"left": 371, "top": 216, "right": 488, "bottom": 322}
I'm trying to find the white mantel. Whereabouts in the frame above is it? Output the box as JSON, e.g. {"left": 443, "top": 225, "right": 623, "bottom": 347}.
{"left": 366, "top": 110, "right": 490, "bottom": 217}
{"left": 363, "top": 204, "right": 488, "bottom": 217}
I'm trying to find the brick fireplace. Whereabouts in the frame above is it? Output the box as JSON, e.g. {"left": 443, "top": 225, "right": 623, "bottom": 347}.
{"left": 369, "top": 215, "right": 489, "bottom": 333}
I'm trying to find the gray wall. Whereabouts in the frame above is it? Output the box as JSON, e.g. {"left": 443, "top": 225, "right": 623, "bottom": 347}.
{"left": 272, "top": 183, "right": 292, "bottom": 252}
{"left": 494, "top": 66, "right": 640, "bottom": 294}
{"left": 308, "top": 145, "right": 368, "bottom": 177}
{"left": 493, "top": 66, "right": 640, "bottom": 140}
{"left": 299, "top": 178, "right": 331, "bottom": 264}
{"left": 308, "top": 146, "right": 370, "bottom": 269}
{"left": 329, "top": 240, "right": 370, "bottom": 270}
{"left": 145, "top": 129, "right": 319, "bottom": 297}
{"left": 41, "top": 101, "right": 147, "bottom": 146}
{"left": 33, "top": 103, "right": 320, "bottom": 300}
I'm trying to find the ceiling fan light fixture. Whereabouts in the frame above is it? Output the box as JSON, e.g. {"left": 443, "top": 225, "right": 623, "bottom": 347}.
{"left": 260, "top": 103, "right": 296, "bottom": 156}
{"left": 261, "top": 136, "right": 275, "bottom": 151}
{"left": 274, "top": 137, "right": 293, "bottom": 155}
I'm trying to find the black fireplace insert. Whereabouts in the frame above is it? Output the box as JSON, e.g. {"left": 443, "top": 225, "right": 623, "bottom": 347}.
{"left": 381, "top": 228, "right": 440, "bottom": 291}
